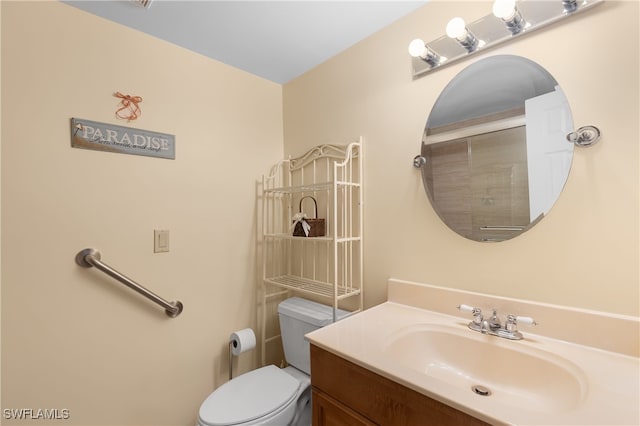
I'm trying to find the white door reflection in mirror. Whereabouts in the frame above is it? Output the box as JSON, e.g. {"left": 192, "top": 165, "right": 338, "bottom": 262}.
{"left": 525, "top": 87, "right": 573, "bottom": 222}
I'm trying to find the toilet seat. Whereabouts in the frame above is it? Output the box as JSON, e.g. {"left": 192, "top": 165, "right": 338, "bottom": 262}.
{"left": 198, "top": 365, "right": 300, "bottom": 426}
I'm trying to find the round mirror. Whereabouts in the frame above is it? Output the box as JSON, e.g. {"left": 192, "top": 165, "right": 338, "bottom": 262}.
{"left": 421, "top": 55, "right": 573, "bottom": 242}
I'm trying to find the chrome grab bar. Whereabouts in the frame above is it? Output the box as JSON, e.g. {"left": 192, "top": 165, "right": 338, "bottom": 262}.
{"left": 75, "top": 248, "right": 183, "bottom": 317}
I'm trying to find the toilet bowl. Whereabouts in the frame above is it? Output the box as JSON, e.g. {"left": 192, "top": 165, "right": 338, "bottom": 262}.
{"left": 197, "top": 297, "right": 349, "bottom": 426}
{"left": 197, "top": 365, "right": 309, "bottom": 426}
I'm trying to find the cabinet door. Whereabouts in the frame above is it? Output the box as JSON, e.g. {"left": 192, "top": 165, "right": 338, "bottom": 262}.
{"left": 311, "top": 345, "right": 490, "bottom": 426}
{"left": 313, "top": 389, "right": 375, "bottom": 426}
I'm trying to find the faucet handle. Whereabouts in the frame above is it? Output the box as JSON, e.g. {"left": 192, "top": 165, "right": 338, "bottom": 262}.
{"left": 515, "top": 316, "right": 537, "bottom": 326}
{"left": 505, "top": 314, "right": 537, "bottom": 333}
{"left": 457, "top": 304, "right": 483, "bottom": 326}
{"left": 457, "top": 304, "right": 478, "bottom": 314}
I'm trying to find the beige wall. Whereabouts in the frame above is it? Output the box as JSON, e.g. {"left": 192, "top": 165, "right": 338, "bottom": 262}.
{"left": 2, "top": 1, "right": 639, "bottom": 425}
{"left": 283, "top": 1, "right": 639, "bottom": 316}
{"left": 1, "top": 2, "right": 282, "bottom": 425}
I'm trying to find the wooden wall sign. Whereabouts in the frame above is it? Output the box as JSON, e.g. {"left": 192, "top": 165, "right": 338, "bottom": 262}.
{"left": 70, "top": 118, "right": 175, "bottom": 160}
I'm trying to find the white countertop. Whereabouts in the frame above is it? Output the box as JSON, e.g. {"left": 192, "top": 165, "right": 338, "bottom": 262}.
{"left": 306, "top": 301, "right": 640, "bottom": 425}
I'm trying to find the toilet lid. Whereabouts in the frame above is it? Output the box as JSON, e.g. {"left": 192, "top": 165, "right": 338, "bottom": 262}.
{"left": 199, "top": 365, "right": 299, "bottom": 426}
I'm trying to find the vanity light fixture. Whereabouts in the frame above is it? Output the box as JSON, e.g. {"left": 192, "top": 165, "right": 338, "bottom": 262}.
{"left": 446, "top": 17, "right": 479, "bottom": 52}
{"left": 409, "top": 0, "right": 604, "bottom": 78}
{"left": 562, "top": 0, "right": 579, "bottom": 13}
{"left": 408, "top": 39, "right": 442, "bottom": 67}
{"left": 493, "top": 0, "right": 526, "bottom": 35}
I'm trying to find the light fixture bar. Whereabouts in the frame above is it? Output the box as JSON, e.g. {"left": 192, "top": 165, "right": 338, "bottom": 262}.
{"left": 410, "top": 0, "right": 604, "bottom": 78}
{"left": 562, "top": 0, "right": 579, "bottom": 13}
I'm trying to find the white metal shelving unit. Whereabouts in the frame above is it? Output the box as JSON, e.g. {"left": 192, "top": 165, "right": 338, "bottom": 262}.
{"left": 260, "top": 139, "right": 363, "bottom": 365}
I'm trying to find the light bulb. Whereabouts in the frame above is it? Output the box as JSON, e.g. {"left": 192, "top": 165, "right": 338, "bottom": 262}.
{"left": 493, "top": 0, "right": 517, "bottom": 20}
{"left": 408, "top": 39, "right": 427, "bottom": 58}
{"left": 446, "top": 17, "right": 468, "bottom": 40}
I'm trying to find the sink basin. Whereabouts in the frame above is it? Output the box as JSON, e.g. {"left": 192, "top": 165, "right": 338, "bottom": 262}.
{"left": 383, "top": 324, "right": 588, "bottom": 414}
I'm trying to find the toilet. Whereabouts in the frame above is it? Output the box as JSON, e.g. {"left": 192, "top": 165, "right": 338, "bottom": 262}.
{"left": 197, "top": 297, "right": 349, "bottom": 426}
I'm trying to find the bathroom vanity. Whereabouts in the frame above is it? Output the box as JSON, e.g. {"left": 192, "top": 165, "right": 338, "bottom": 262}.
{"left": 311, "top": 344, "right": 488, "bottom": 425}
{"left": 306, "top": 279, "right": 639, "bottom": 426}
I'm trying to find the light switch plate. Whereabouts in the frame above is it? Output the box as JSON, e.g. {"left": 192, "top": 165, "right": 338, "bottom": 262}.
{"left": 154, "top": 229, "right": 169, "bottom": 253}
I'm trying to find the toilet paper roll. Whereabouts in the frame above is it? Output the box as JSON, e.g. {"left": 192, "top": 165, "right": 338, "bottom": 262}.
{"left": 229, "top": 328, "right": 256, "bottom": 356}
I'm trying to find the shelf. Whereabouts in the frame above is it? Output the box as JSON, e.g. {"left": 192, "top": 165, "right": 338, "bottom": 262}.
{"left": 264, "top": 182, "right": 333, "bottom": 194}
{"left": 261, "top": 140, "right": 363, "bottom": 366}
{"left": 264, "top": 181, "right": 361, "bottom": 194}
{"left": 335, "top": 181, "right": 361, "bottom": 188}
{"left": 264, "top": 233, "right": 333, "bottom": 241}
{"left": 264, "top": 234, "right": 362, "bottom": 243}
{"left": 265, "top": 275, "right": 361, "bottom": 300}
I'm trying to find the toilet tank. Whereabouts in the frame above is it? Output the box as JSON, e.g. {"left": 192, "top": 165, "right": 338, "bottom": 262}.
{"left": 278, "top": 297, "right": 350, "bottom": 375}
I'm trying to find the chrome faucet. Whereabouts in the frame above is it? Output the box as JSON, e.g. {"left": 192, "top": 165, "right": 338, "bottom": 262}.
{"left": 481, "top": 309, "right": 502, "bottom": 333}
{"left": 457, "top": 305, "right": 536, "bottom": 340}
{"left": 480, "top": 319, "right": 492, "bottom": 334}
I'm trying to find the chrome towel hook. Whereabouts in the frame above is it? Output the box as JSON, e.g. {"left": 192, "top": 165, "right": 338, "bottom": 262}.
{"left": 567, "top": 125, "right": 601, "bottom": 147}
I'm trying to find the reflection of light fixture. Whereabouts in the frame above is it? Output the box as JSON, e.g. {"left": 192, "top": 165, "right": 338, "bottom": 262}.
{"left": 493, "top": 0, "right": 525, "bottom": 35}
{"left": 408, "top": 39, "right": 441, "bottom": 67}
{"left": 133, "top": 0, "right": 153, "bottom": 8}
{"left": 446, "top": 17, "right": 478, "bottom": 52}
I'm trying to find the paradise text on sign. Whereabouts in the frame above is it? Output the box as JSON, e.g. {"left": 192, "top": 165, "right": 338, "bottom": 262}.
{"left": 70, "top": 118, "right": 175, "bottom": 159}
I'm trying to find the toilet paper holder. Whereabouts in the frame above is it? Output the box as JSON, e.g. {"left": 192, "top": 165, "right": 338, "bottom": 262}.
{"left": 229, "top": 328, "right": 256, "bottom": 380}
{"left": 228, "top": 341, "right": 233, "bottom": 380}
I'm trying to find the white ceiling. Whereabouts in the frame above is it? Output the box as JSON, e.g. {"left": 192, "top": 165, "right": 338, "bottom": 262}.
{"left": 63, "top": 0, "right": 428, "bottom": 84}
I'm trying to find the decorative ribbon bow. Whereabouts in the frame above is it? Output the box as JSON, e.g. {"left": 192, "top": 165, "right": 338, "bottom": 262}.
{"left": 291, "top": 212, "right": 311, "bottom": 237}
{"left": 114, "top": 92, "right": 143, "bottom": 121}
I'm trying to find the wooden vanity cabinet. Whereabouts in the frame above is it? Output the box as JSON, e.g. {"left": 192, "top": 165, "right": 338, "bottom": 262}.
{"left": 310, "top": 344, "right": 490, "bottom": 426}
